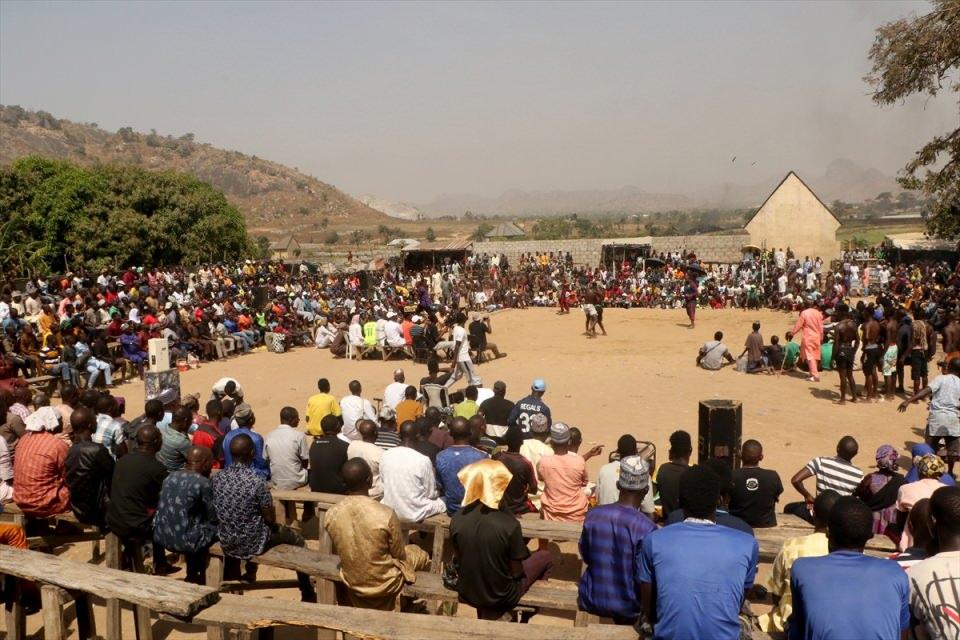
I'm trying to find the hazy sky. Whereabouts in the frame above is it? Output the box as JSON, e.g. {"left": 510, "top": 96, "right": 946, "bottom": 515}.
{"left": 1, "top": 1, "right": 956, "bottom": 203}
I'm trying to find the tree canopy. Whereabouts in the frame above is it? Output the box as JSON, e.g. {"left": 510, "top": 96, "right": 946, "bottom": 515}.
{"left": 866, "top": 1, "right": 960, "bottom": 237}
{"left": 0, "top": 156, "right": 258, "bottom": 275}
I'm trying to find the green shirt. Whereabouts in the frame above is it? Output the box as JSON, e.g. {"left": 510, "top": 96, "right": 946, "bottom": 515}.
{"left": 453, "top": 399, "right": 479, "bottom": 419}
{"left": 783, "top": 342, "right": 800, "bottom": 368}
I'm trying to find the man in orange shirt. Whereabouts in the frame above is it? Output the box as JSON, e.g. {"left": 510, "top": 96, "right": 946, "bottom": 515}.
{"left": 537, "top": 422, "right": 589, "bottom": 522}
{"left": 395, "top": 386, "right": 423, "bottom": 426}
{"left": 13, "top": 406, "right": 70, "bottom": 522}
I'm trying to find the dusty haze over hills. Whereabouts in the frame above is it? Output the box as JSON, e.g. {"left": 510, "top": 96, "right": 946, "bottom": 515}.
{"left": 1, "top": 0, "right": 954, "bottom": 210}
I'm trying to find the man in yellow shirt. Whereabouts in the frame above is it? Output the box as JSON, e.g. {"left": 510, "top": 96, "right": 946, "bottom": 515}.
{"left": 305, "top": 378, "right": 341, "bottom": 437}
{"left": 760, "top": 489, "right": 840, "bottom": 632}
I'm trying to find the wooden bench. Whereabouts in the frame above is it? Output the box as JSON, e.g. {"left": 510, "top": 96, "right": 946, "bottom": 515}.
{"left": 0, "top": 546, "right": 648, "bottom": 640}
{"left": 0, "top": 504, "right": 104, "bottom": 552}
{"left": 0, "top": 545, "right": 219, "bottom": 640}
{"left": 270, "top": 489, "right": 894, "bottom": 564}
{"left": 25, "top": 374, "right": 56, "bottom": 395}
{"left": 206, "top": 543, "right": 580, "bottom": 614}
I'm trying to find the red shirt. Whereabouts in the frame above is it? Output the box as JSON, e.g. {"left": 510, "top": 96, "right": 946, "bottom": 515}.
{"left": 13, "top": 431, "right": 70, "bottom": 518}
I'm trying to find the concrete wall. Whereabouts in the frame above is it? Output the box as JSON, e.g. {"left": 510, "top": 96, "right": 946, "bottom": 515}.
{"left": 474, "top": 233, "right": 749, "bottom": 266}
{"left": 745, "top": 172, "right": 841, "bottom": 261}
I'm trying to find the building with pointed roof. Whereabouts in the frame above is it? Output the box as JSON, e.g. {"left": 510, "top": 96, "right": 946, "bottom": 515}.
{"left": 743, "top": 171, "right": 841, "bottom": 261}
{"left": 485, "top": 222, "right": 526, "bottom": 238}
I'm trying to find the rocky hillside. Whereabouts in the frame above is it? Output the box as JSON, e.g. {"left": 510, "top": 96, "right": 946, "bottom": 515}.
{"left": 0, "top": 105, "right": 388, "bottom": 234}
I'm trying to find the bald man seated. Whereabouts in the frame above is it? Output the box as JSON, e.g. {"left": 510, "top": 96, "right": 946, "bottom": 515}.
{"left": 153, "top": 446, "right": 218, "bottom": 584}
{"left": 324, "top": 458, "right": 430, "bottom": 610}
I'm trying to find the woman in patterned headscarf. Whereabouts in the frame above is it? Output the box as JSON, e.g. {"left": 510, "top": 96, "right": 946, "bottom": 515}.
{"left": 895, "top": 454, "right": 949, "bottom": 550}
{"left": 854, "top": 444, "right": 905, "bottom": 544}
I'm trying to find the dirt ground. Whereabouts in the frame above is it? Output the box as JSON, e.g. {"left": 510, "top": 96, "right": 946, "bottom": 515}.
{"left": 10, "top": 306, "right": 931, "bottom": 637}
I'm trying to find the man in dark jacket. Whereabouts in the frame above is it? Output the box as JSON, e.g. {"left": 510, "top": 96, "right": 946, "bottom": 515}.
{"left": 65, "top": 406, "right": 115, "bottom": 528}
{"left": 106, "top": 424, "right": 172, "bottom": 573}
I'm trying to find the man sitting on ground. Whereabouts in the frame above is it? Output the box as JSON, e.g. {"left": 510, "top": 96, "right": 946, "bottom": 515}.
{"left": 153, "top": 446, "right": 218, "bottom": 584}
{"left": 324, "top": 458, "right": 430, "bottom": 610}
{"left": 730, "top": 439, "right": 783, "bottom": 528}
{"left": 450, "top": 459, "right": 553, "bottom": 621}
{"left": 639, "top": 465, "right": 759, "bottom": 640}
{"left": 739, "top": 322, "right": 769, "bottom": 373}
{"left": 578, "top": 456, "right": 656, "bottom": 625}
{"left": 213, "top": 434, "right": 316, "bottom": 602}
{"left": 788, "top": 497, "right": 909, "bottom": 640}
{"left": 759, "top": 490, "right": 840, "bottom": 633}
{"left": 697, "top": 331, "right": 735, "bottom": 370}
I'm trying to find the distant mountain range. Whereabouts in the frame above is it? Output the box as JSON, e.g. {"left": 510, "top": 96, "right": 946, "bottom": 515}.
{"left": 0, "top": 105, "right": 389, "bottom": 234}
{"left": 415, "top": 159, "right": 901, "bottom": 218}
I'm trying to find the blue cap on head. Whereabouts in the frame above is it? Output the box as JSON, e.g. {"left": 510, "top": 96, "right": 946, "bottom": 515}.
{"left": 532, "top": 379, "right": 546, "bottom": 392}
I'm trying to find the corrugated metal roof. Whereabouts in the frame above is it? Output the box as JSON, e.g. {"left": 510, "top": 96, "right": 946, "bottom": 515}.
{"left": 405, "top": 239, "right": 474, "bottom": 251}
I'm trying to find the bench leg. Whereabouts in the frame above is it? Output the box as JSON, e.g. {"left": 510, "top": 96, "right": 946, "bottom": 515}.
{"left": 3, "top": 575, "right": 25, "bottom": 640}
{"left": 105, "top": 533, "right": 122, "bottom": 640}
{"left": 74, "top": 592, "right": 97, "bottom": 639}
{"left": 134, "top": 604, "right": 154, "bottom": 640}
{"left": 40, "top": 585, "right": 66, "bottom": 640}
{"left": 314, "top": 515, "right": 336, "bottom": 640}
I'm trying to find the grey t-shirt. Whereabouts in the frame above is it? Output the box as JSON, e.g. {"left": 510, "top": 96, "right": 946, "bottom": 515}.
{"left": 700, "top": 340, "right": 729, "bottom": 370}
{"left": 927, "top": 374, "right": 960, "bottom": 436}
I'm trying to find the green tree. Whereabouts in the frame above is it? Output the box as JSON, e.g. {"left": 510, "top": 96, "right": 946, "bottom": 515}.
{"left": 0, "top": 156, "right": 255, "bottom": 273}
{"left": 425, "top": 227, "right": 436, "bottom": 242}
{"left": 470, "top": 223, "right": 493, "bottom": 240}
{"left": 323, "top": 230, "right": 340, "bottom": 245}
{"left": 867, "top": 1, "right": 960, "bottom": 236}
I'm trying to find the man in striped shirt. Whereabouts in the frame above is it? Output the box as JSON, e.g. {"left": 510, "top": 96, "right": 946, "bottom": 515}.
{"left": 785, "top": 436, "right": 863, "bottom": 523}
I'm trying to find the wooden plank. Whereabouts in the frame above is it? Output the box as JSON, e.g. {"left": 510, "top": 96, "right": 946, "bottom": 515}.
{"left": 0, "top": 546, "right": 219, "bottom": 617}
{"left": 134, "top": 605, "right": 154, "bottom": 640}
{"left": 3, "top": 574, "right": 25, "bottom": 640}
{"left": 26, "top": 531, "right": 104, "bottom": 549}
{"left": 208, "top": 544, "right": 579, "bottom": 612}
{"left": 41, "top": 585, "right": 66, "bottom": 640}
{"left": 105, "top": 532, "right": 123, "bottom": 640}
{"left": 188, "top": 593, "right": 637, "bottom": 640}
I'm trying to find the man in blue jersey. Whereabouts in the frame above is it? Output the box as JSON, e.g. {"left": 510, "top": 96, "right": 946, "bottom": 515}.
{"left": 639, "top": 464, "right": 759, "bottom": 640}
{"left": 788, "top": 496, "right": 909, "bottom": 640}
{"left": 507, "top": 379, "right": 551, "bottom": 436}
{"left": 578, "top": 455, "right": 656, "bottom": 624}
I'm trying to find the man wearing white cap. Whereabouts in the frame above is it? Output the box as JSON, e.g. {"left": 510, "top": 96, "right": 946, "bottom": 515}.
{"left": 537, "top": 422, "right": 589, "bottom": 522}
{"left": 383, "top": 312, "right": 406, "bottom": 349}
{"left": 578, "top": 455, "right": 655, "bottom": 624}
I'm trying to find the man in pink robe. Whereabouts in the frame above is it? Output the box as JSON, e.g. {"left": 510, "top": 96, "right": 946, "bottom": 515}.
{"left": 791, "top": 301, "right": 824, "bottom": 382}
